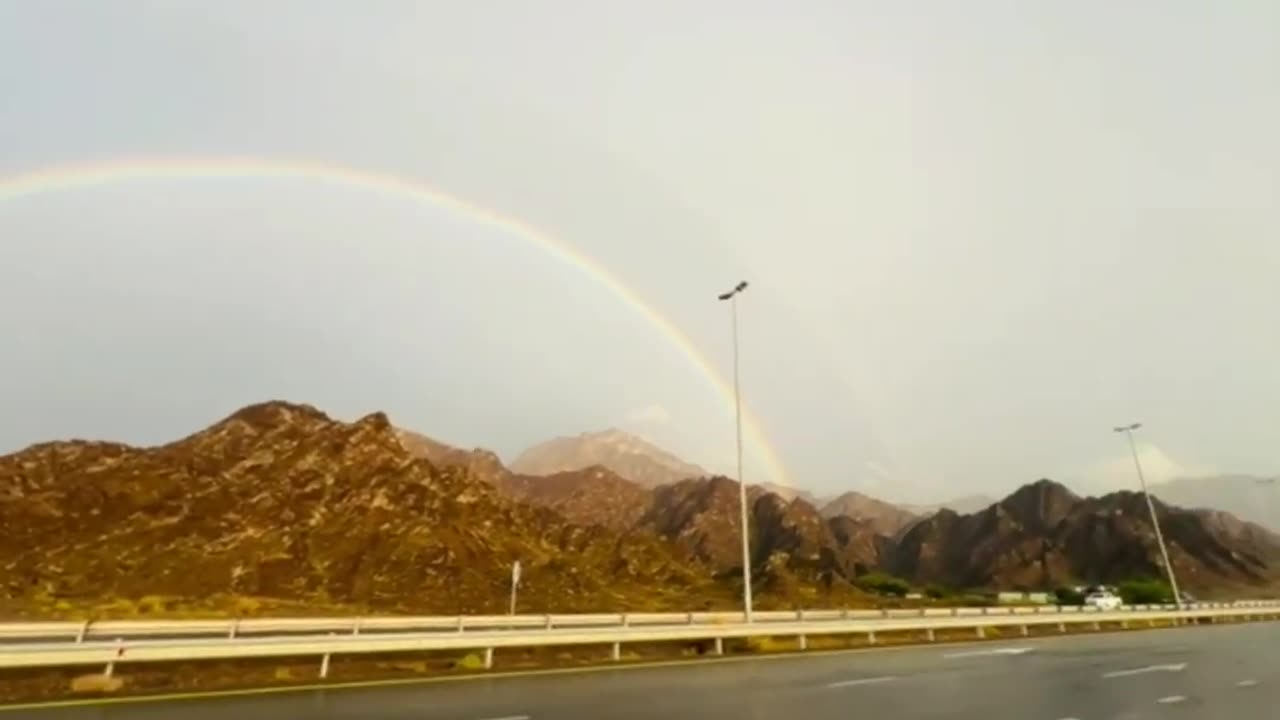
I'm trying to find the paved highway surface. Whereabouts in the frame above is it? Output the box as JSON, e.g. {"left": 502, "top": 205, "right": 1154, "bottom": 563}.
{"left": 13, "top": 621, "right": 1280, "bottom": 719}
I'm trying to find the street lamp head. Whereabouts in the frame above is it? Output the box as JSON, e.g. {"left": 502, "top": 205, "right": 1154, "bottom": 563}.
{"left": 718, "top": 280, "right": 749, "bottom": 301}
{"left": 1113, "top": 422, "right": 1142, "bottom": 433}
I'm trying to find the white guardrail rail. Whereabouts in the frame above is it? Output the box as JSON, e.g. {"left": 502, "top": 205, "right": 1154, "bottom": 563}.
{"left": 1, "top": 601, "right": 1277, "bottom": 678}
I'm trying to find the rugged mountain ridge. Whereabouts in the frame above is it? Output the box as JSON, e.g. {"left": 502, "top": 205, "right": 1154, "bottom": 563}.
{"left": 6, "top": 406, "right": 1279, "bottom": 620}
{"left": 0, "top": 403, "right": 723, "bottom": 614}
{"left": 886, "top": 479, "right": 1280, "bottom": 590}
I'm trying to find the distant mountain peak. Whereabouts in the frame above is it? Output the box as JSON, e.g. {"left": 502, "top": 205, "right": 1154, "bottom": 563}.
{"left": 820, "top": 491, "right": 918, "bottom": 537}
{"left": 511, "top": 429, "right": 707, "bottom": 488}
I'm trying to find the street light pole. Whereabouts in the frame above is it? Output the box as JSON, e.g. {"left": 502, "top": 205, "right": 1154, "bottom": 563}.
{"left": 718, "top": 280, "right": 753, "bottom": 621}
{"left": 1114, "top": 423, "right": 1182, "bottom": 608}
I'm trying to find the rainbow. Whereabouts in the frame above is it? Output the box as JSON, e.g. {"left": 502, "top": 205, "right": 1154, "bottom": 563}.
{"left": 0, "top": 156, "right": 790, "bottom": 485}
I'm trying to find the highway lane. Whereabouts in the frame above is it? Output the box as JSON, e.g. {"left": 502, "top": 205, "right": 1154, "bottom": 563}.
{"left": 14, "top": 621, "right": 1280, "bottom": 719}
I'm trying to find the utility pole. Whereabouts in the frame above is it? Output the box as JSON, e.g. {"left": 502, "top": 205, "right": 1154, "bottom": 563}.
{"left": 718, "top": 280, "right": 753, "bottom": 621}
{"left": 1114, "top": 423, "right": 1182, "bottom": 608}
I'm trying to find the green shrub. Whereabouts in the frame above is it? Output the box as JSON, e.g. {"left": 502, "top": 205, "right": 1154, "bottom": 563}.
{"left": 923, "top": 585, "right": 951, "bottom": 600}
{"left": 1117, "top": 579, "right": 1173, "bottom": 604}
{"left": 1054, "top": 587, "right": 1085, "bottom": 606}
{"left": 855, "top": 572, "right": 911, "bottom": 598}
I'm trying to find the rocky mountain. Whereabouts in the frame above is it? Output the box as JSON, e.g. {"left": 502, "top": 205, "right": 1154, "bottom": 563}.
{"left": 0, "top": 403, "right": 725, "bottom": 615}
{"left": 886, "top": 479, "right": 1280, "bottom": 591}
{"left": 8, "top": 404, "right": 1278, "bottom": 618}
{"left": 496, "top": 466, "right": 653, "bottom": 533}
{"left": 1149, "top": 475, "right": 1280, "bottom": 531}
{"left": 820, "top": 491, "right": 919, "bottom": 537}
{"left": 511, "top": 429, "right": 707, "bottom": 488}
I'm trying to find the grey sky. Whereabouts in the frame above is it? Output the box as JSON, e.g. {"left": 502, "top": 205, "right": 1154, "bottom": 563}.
{"left": 1, "top": 1, "right": 1276, "bottom": 502}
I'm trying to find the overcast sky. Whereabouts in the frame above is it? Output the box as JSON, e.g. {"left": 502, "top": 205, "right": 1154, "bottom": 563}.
{"left": 1, "top": 1, "right": 1277, "bottom": 502}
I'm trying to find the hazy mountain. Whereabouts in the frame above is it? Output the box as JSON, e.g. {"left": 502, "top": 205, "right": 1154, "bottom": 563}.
{"left": 887, "top": 479, "right": 1280, "bottom": 591}
{"left": 820, "top": 491, "right": 919, "bottom": 537}
{"left": 511, "top": 429, "right": 708, "bottom": 488}
{"left": 899, "top": 494, "right": 997, "bottom": 516}
{"left": 1149, "top": 475, "right": 1280, "bottom": 531}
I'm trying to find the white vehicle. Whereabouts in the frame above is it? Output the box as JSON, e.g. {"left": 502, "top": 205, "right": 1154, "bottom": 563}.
{"left": 1084, "top": 591, "right": 1123, "bottom": 610}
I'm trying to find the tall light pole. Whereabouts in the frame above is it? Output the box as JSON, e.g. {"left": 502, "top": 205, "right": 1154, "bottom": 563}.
{"left": 1114, "top": 422, "right": 1182, "bottom": 608}
{"left": 718, "top": 280, "right": 753, "bottom": 621}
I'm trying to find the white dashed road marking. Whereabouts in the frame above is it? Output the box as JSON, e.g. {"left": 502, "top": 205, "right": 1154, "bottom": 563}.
{"left": 944, "top": 647, "right": 1033, "bottom": 659}
{"left": 826, "top": 676, "right": 897, "bottom": 689}
{"left": 1102, "top": 663, "right": 1187, "bottom": 678}
{"left": 1156, "top": 695, "right": 1187, "bottom": 705}
{"left": 1237, "top": 679, "right": 1259, "bottom": 688}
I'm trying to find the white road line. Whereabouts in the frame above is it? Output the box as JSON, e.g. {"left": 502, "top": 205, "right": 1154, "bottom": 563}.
{"left": 1102, "top": 662, "right": 1187, "bottom": 679}
{"left": 1237, "top": 679, "right": 1258, "bottom": 688}
{"left": 1156, "top": 695, "right": 1187, "bottom": 704}
{"left": 826, "top": 676, "right": 897, "bottom": 689}
{"left": 943, "top": 647, "right": 1033, "bottom": 659}
{"left": 476, "top": 716, "right": 531, "bottom": 720}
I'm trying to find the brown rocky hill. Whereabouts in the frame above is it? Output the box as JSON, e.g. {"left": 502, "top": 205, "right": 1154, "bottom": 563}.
{"left": 0, "top": 403, "right": 727, "bottom": 615}
{"left": 496, "top": 466, "right": 653, "bottom": 533}
{"left": 636, "top": 477, "right": 883, "bottom": 603}
{"left": 820, "top": 491, "right": 919, "bottom": 537}
{"left": 511, "top": 428, "right": 707, "bottom": 488}
{"left": 886, "top": 479, "right": 1280, "bottom": 591}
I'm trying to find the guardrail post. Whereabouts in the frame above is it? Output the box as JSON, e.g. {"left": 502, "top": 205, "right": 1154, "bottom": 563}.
{"left": 229, "top": 619, "right": 239, "bottom": 640}
{"left": 798, "top": 634, "right": 807, "bottom": 651}
{"left": 544, "top": 615, "right": 553, "bottom": 630}
{"left": 456, "top": 616, "right": 465, "bottom": 633}
{"left": 841, "top": 608, "right": 850, "bottom": 620}
{"left": 714, "top": 637, "right": 724, "bottom": 656}
{"left": 1057, "top": 622, "right": 1066, "bottom": 634}
{"left": 797, "top": 609, "right": 805, "bottom": 622}
{"left": 1019, "top": 624, "right": 1028, "bottom": 637}
{"left": 621, "top": 613, "right": 629, "bottom": 627}
{"left": 77, "top": 620, "right": 90, "bottom": 644}
{"left": 926, "top": 628, "right": 936, "bottom": 642}
{"left": 352, "top": 618, "right": 361, "bottom": 636}
{"left": 951, "top": 607, "right": 958, "bottom": 617}
{"left": 611, "top": 642, "right": 621, "bottom": 661}
{"left": 981, "top": 607, "right": 989, "bottom": 615}
{"left": 319, "top": 632, "right": 335, "bottom": 679}
{"left": 686, "top": 612, "right": 694, "bottom": 625}
{"left": 975, "top": 626, "right": 985, "bottom": 639}
{"left": 1120, "top": 620, "right": 1128, "bottom": 629}
{"left": 1091, "top": 621, "right": 1101, "bottom": 631}
{"left": 484, "top": 648, "right": 494, "bottom": 670}
{"left": 867, "top": 630, "right": 877, "bottom": 645}
{"left": 104, "top": 638, "right": 123, "bottom": 677}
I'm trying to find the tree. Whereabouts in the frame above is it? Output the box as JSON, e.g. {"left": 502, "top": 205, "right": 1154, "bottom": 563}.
{"left": 1117, "top": 578, "right": 1173, "bottom": 604}
{"left": 855, "top": 572, "right": 911, "bottom": 597}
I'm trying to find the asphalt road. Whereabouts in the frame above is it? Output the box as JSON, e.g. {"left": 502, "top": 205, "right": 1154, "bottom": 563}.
{"left": 13, "top": 621, "right": 1280, "bottom": 719}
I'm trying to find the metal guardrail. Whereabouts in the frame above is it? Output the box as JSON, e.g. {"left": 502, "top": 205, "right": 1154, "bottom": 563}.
{"left": 2, "top": 602, "right": 1278, "bottom": 679}
{"left": 2, "top": 601, "right": 1273, "bottom": 643}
